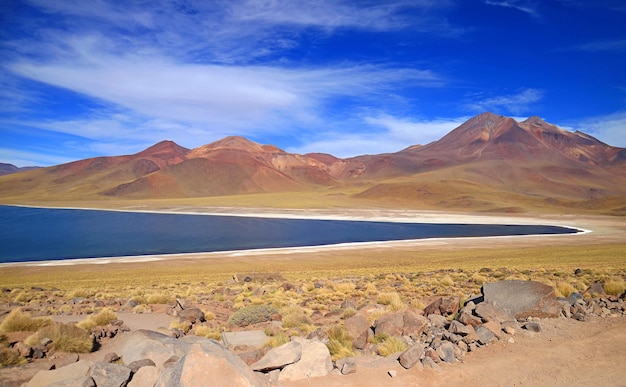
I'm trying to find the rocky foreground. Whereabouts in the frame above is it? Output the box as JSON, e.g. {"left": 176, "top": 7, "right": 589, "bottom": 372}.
{"left": 4, "top": 279, "right": 625, "bottom": 386}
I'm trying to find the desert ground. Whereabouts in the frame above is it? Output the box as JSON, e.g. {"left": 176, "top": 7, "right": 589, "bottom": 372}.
{"left": 1, "top": 206, "right": 625, "bottom": 386}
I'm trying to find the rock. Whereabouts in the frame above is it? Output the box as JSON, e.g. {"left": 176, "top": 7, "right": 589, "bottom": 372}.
{"left": 474, "top": 301, "right": 515, "bottom": 324}
{"left": 388, "top": 370, "right": 397, "bottom": 378}
{"left": 481, "top": 321, "right": 504, "bottom": 339}
{"left": 278, "top": 338, "right": 333, "bottom": 381}
{"left": 120, "top": 330, "right": 190, "bottom": 368}
{"left": 457, "top": 309, "right": 483, "bottom": 327}
{"left": 27, "top": 360, "right": 94, "bottom": 387}
{"left": 398, "top": 344, "right": 424, "bottom": 369}
{"left": 222, "top": 330, "right": 268, "bottom": 349}
{"left": 403, "top": 309, "right": 429, "bottom": 338}
{"left": 422, "top": 356, "right": 442, "bottom": 371}
{"left": 340, "top": 361, "right": 357, "bottom": 375}
{"left": 424, "top": 347, "right": 440, "bottom": 363}
{"left": 482, "top": 280, "right": 562, "bottom": 319}
{"left": 436, "top": 342, "right": 456, "bottom": 363}
{"left": 522, "top": 322, "right": 542, "bottom": 332}
{"left": 584, "top": 282, "right": 606, "bottom": 297}
{"left": 14, "top": 341, "right": 33, "bottom": 357}
{"left": 250, "top": 341, "right": 302, "bottom": 371}
{"left": 475, "top": 326, "right": 496, "bottom": 345}
{"left": 424, "top": 297, "right": 460, "bottom": 317}
{"left": 102, "top": 352, "right": 120, "bottom": 363}
{"left": 344, "top": 314, "right": 371, "bottom": 348}
{"left": 567, "top": 292, "right": 584, "bottom": 305}
{"left": 49, "top": 376, "right": 95, "bottom": 387}
{"left": 89, "top": 362, "right": 132, "bottom": 387}
{"left": 128, "top": 358, "right": 156, "bottom": 374}
{"left": 128, "top": 366, "right": 159, "bottom": 387}
{"left": 156, "top": 341, "right": 261, "bottom": 387}
{"left": 178, "top": 307, "right": 205, "bottom": 324}
{"left": 448, "top": 320, "right": 471, "bottom": 336}
{"left": 428, "top": 314, "right": 448, "bottom": 328}
{"left": 335, "top": 354, "right": 399, "bottom": 371}
{"left": 374, "top": 311, "right": 404, "bottom": 337}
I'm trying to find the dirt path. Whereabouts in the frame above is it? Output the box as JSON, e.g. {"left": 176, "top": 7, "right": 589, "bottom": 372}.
{"left": 282, "top": 315, "right": 626, "bottom": 387}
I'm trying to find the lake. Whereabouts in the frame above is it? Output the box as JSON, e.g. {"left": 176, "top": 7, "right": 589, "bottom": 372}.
{"left": 0, "top": 205, "right": 579, "bottom": 263}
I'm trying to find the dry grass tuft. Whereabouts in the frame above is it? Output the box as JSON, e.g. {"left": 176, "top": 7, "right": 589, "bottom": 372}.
{"left": 555, "top": 282, "right": 577, "bottom": 298}
{"left": 25, "top": 323, "right": 94, "bottom": 353}
{"left": 376, "top": 336, "right": 407, "bottom": 357}
{"left": 604, "top": 278, "right": 626, "bottom": 296}
{"left": 194, "top": 325, "right": 222, "bottom": 340}
{"left": 0, "top": 309, "right": 52, "bottom": 333}
{"left": 76, "top": 308, "right": 117, "bottom": 330}
{"left": 326, "top": 325, "right": 355, "bottom": 361}
{"left": 377, "top": 292, "right": 405, "bottom": 311}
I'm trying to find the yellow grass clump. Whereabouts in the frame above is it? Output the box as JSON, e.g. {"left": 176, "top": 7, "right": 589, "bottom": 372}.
{"left": 326, "top": 325, "right": 356, "bottom": 361}
{"left": 0, "top": 309, "right": 52, "bottom": 333}
{"left": 604, "top": 278, "right": 626, "bottom": 296}
{"left": 376, "top": 336, "right": 407, "bottom": 357}
{"left": 76, "top": 308, "right": 117, "bottom": 330}
{"left": 555, "top": 282, "right": 577, "bottom": 298}
{"left": 194, "top": 325, "right": 222, "bottom": 340}
{"left": 377, "top": 292, "right": 405, "bottom": 311}
{"left": 25, "top": 323, "right": 94, "bottom": 353}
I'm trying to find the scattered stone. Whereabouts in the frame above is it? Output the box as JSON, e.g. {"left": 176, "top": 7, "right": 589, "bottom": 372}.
{"left": 344, "top": 314, "right": 371, "bottom": 349}
{"left": 14, "top": 341, "right": 33, "bottom": 358}
{"left": 424, "top": 297, "right": 460, "bottom": 317}
{"left": 177, "top": 307, "right": 205, "bottom": 324}
{"left": 387, "top": 370, "right": 397, "bottom": 378}
{"left": 422, "top": 356, "right": 442, "bottom": 371}
{"left": 522, "top": 322, "right": 542, "bottom": 332}
{"left": 398, "top": 344, "right": 424, "bottom": 369}
{"left": 448, "top": 320, "right": 471, "bottom": 336}
{"left": 474, "top": 301, "right": 515, "bottom": 324}
{"left": 428, "top": 314, "right": 448, "bottom": 328}
{"left": 436, "top": 342, "right": 456, "bottom": 363}
{"left": 475, "top": 326, "right": 496, "bottom": 345}
{"left": 340, "top": 361, "right": 357, "bottom": 375}
{"left": 250, "top": 341, "right": 302, "bottom": 372}
{"left": 584, "top": 282, "right": 606, "bottom": 297}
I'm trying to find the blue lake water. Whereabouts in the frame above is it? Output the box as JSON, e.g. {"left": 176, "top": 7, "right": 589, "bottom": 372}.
{"left": 0, "top": 205, "right": 579, "bottom": 263}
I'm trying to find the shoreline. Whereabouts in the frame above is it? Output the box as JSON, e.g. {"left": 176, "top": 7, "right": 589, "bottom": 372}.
{"left": 0, "top": 204, "right": 593, "bottom": 267}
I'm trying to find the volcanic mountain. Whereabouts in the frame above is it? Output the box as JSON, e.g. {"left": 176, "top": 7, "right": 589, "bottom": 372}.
{"left": 1, "top": 112, "right": 625, "bottom": 213}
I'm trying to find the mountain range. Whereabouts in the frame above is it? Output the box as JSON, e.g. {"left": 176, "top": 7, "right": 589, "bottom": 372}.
{"left": 1, "top": 112, "right": 625, "bottom": 214}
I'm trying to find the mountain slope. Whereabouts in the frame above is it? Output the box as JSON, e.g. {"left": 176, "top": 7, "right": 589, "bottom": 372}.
{"left": 1, "top": 113, "right": 625, "bottom": 214}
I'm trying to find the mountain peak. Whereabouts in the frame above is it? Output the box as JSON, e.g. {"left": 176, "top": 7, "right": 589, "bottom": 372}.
{"left": 136, "top": 140, "right": 190, "bottom": 158}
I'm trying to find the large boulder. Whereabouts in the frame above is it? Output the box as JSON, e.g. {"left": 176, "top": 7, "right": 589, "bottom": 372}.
{"left": 398, "top": 344, "right": 424, "bottom": 369}
{"left": 344, "top": 314, "right": 371, "bottom": 349}
{"left": 27, "top": 360, "right": 94, "bottom": 387}
{"left": 89, "top": 363, "right": 132, "bottom": 387}
{"left": 251, "top": 341, "right": 302, "bottom": 371}
{"left": 277, "top": 338, "right": 333, "bottom": 381}
{"left": 482, "top": 280, "right": 562, "bottom": 319}
{"left": 156, "top": 341, "right": 261, "bottom": 387}
{"left": 120, "top": 330, "right": 190, "bottom": 369}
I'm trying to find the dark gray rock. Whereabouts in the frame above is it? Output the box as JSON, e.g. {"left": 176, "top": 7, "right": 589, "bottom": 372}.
{"left": 475, "top": 326, "right": 496, "bottom": 345}
{"left": 436, "top": 342, "right": 456, "bottom": 363}
{"left": 522, "top": 322, "right": 542, "bottom": 332}
{"left": 398, "top": 344, "right": 424, "bottom": 369}
{"left": 482, "top": 280, "right": 562, "bottom": 319}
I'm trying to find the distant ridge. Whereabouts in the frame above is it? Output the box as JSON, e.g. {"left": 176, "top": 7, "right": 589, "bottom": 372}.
{"left": 0, "top": 163, "right": 41, "bottom": 176}
{"left": 1, "top": 113, "right": 625, "bottom": 214}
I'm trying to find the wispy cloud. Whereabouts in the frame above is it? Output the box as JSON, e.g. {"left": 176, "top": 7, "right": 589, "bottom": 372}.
{"left": 464, "top": 88, "right": 544, "bottom": 115}
{"left": 572, "top": 39, "right": 626, "bottom": 52}
{"left": 485, "top": 0, "right": 539, "bottom": 17}
{"left": 288, "top": 115, "right": 469, "bottom": 157}
{"left": 568, "top": 111, "right": 626, "bottom": 148}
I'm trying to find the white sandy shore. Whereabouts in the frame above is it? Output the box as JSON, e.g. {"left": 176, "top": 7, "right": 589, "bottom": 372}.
{"left": 0, "top": 204, "right": 597, "bottom": 268}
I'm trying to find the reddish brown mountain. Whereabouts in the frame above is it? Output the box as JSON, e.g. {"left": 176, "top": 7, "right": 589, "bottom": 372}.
{"left": 1, "top": 112, "right": 625, "bottom": 213}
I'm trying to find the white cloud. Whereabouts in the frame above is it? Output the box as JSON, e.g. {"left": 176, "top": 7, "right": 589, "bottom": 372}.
{"left": 288, "top": 115, "right": 468, "bottom": 157}
{"left": 568, "top": 111, "right": 626, "bottom": 148}
{"left": 464, "top": 88, "right": 544, "bottom": 115}
{"left": 485, "top": 0, "right": 539, "bottom": 17}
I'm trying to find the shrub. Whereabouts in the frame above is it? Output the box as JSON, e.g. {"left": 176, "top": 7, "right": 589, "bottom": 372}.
{"left": 377, "top": 292, "right": 405, "bottom": 311}
{"left": 169, "top": 320, "right": 192, "bottom": 333}
{"left": 604, "top": 278, "right": 626, "bottom": 296}
{"left": 326, "top": 325, "right": 355, "bottom": 361}
{"left": 76, "top": 308, "right": 117, "bottom": 330}
{"left": 204, "top": 311, "right": 216, "bottom": 321}
{"left": 377, "top": 336, "right": 407, "bottom": 357}
{"left": 229, "top": 305, "right": 277, "bottom": 327}
{"left": 266, "top": 331, "right": 289, "bottom": 348}
{"left": 341, "top": 307, "right": 357, "bottom": 319}
{"left": 555, "top": 282, "right": 576, "bottom": 298}
{"left": 0, "top": 309, "right": 52, "bottom": 333}
{"left": 25, "top": 323, "right": 94, "bottom": 353}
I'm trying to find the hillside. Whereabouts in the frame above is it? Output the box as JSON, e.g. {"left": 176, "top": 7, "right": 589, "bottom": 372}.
{"left": 1, "top": 113, "right": 625, "bottom": 214}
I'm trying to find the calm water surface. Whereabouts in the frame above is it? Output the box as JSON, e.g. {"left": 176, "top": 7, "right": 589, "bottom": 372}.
{"left": 0, "top": 205, "right": 578, "bottom": 263}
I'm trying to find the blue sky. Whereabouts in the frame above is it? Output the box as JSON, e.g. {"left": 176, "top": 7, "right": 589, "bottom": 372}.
{"left": 1, "top": 0, "right": 625, "bottom": 166}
